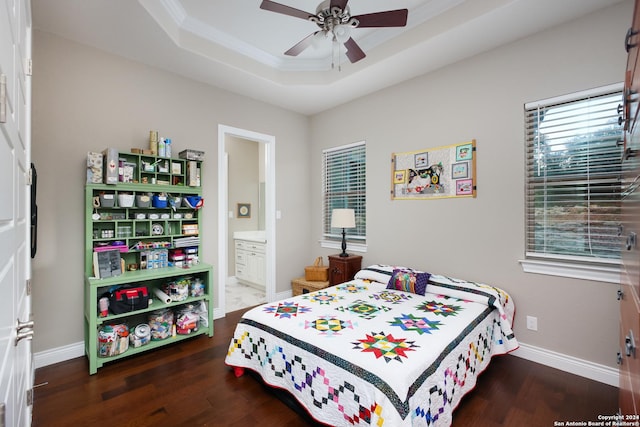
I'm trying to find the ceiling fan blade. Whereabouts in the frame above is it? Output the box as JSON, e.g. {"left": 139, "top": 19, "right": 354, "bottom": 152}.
{"left": 260, "top": 0, "right": 314, "bottom": 21}
{"left": 344, "top": 37, "right": 366, "bottom": 63}
{"left": 284, "top": 32, "right": 320, "bottom": 56}
{"left": 353, "top": 9, "right": 408, "bottom": 28}
{"left": 330, "top": 0, "right": 349, "bottom": 10}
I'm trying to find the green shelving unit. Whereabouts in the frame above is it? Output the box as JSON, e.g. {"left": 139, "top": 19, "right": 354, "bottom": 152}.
{"left": 84, "top": 151, "right": 213, "bottom": 374}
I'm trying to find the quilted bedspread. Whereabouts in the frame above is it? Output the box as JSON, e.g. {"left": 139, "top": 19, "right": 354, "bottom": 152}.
{"left": 225, "top": 265, "right": 518, "bottom": 426}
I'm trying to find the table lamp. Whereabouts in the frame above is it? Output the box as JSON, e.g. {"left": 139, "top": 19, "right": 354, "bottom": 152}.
{"left": 331, "top": 208, "right": 356, "bottom": 257}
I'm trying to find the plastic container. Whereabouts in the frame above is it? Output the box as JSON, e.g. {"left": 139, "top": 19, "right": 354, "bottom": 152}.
{"left": 183, "top": 196, "right": 203, "bottom": 209}
{"left": 175, "top": 305, "right": 199, "bottom": 335}
{"left": 169, "top": 196, "right": 182, "bottom": 208}
{"left": 118, "top": 193, "right": 134, "bottom": 207}
{"left": 152, "top": 195, "right": 168, "bottom": 208}
{"left": 117, "top": 225, "right": 132, "bottom": 238}
{"left": 129, "top": 324, "right": 151, "bottom": 348}
{"left": 158, "top": 137, "right": 166, "bottom": 157}
{"left": 165, "top": 138, "right": 172, "bottom": 158}
{"left": 190, "top": 277, "right": 205, "bottom": 297}
{"left": 97, "top": 324, "right": 129, "bottom": 357}
{"left": 163, "top": 277, "right": 190, "bottom": 302}
{"left": 148, "top": 309, "right": 174, "bottom": 341}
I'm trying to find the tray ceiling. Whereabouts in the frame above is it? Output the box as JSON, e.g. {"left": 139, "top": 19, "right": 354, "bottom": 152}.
{"left": 31, "top": 0, "right": 624, "bottom": 115}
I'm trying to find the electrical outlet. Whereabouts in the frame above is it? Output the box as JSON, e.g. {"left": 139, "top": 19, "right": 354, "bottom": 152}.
{"left": 526, "top": 316, "right": 538, "bottom": 331}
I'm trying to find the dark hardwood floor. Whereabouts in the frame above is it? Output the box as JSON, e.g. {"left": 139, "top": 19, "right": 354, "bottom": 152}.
{"left": 33, "top": 307, "right": 618, "bottom": 426}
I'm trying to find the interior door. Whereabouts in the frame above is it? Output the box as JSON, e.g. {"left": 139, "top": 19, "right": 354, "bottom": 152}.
{"left": 0, "top": 0, "right": 33, "bottom": 426}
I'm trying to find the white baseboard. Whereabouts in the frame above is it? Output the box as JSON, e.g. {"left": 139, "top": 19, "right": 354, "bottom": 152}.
{"left": 510, "top": 343, "right": 619, "bottom": 387}
{"left": 275, "top": 290, "right": 292, "bottom": 300}
{"left": 32, "top": 332, "right": 619, "bottom": 389}
{"left": 34, "top": 341, "right": 85, "bottom": 369}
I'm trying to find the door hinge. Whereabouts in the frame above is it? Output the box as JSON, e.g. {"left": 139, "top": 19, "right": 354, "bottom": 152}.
{"left": 26, "top": 388, "right": 33, "bottom": 407}
{"left": 0, "top": 73, "right": 6, "bottom": 124}
{"left": 27, "top": 167, "right": 32, "bottom": 186}
{"left": 26, "top": 279, "right": 32, "bottom": 296}
{"left": 25, "top": 58, "right": 32, "bottom": 77}
{"left": 0, "top": 402, "right": 4, "bottom": 427}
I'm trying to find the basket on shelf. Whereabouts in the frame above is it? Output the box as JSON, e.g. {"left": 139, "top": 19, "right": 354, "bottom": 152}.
{"left": 304, "top": 256, "right": 329, "bottom": 281}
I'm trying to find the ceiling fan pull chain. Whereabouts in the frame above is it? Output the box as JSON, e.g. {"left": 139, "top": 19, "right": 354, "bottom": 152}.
{"left": 331, "top": 37, "right": 342, "bottom": 71}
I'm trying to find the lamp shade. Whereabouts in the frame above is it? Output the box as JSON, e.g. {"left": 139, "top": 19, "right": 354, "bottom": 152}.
{"left": 331, "top": 208, "right": 355, "bottom": 229}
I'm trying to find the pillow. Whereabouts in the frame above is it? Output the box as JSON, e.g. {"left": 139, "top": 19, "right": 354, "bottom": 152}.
{"left": 386, "top": 268, "right": 430, "bottom": 295}
{"left": 354, "top": 264, "right": 404, "bottom": 285}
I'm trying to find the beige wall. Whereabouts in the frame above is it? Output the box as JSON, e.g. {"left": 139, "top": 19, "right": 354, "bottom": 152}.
{"left": 31, "top": 31, "right": 310, "bottom": 353}
{"left": 310, "top": 1, "right": 631, "bottom": 368}
{"left": 32, "top": 0, "right": 631, "bottom": 370}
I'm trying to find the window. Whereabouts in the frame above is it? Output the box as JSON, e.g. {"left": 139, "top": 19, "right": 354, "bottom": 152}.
{"left": 321, "top": 141, "right": 366, "bottom": 250}
{"left": 521, "top": 84, "right": 623, "bottom": 283}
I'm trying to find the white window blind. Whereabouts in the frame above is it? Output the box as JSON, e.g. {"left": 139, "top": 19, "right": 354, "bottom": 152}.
{"left": 524, "top": 85, "right": 623, "bottom": 265}
{"left": 322, "top": 141, "right": 366, "bottom": 242}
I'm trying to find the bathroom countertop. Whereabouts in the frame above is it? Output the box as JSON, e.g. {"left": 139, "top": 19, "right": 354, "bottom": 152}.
{"left": 233, "top": 230, "right": 266, "bottom": 243}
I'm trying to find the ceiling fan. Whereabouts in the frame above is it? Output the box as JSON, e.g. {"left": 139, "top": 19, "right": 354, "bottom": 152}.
{"left": 260, "top": 0, "right": 408, "bottom": 68}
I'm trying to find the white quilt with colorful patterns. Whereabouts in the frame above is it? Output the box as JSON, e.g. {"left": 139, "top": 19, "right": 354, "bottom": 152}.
{"left": 225, "top": 265, "right": 518, "bottom": 426}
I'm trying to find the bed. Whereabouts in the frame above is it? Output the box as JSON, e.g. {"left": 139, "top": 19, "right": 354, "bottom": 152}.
{"left": 225, "top": 264, "right": 518, "bottom": 426}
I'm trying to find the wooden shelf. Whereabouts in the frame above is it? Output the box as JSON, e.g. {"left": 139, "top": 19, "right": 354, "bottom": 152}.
{"left": 84, "top": 151, "right": 213, "bottom": 374}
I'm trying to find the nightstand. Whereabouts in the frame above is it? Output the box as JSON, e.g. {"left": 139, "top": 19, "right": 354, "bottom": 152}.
{"left": 328, "top": 254, "right": 362, "bottom": 286}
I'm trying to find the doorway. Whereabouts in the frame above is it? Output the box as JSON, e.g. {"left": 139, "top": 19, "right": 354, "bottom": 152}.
{"left": 217, "top": 125, "right": 276, "bottom": 317}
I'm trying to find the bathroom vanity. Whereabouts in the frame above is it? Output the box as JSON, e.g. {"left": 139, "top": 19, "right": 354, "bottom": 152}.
{"left": 234, "top": 231, "right": 266, "bottom": 289}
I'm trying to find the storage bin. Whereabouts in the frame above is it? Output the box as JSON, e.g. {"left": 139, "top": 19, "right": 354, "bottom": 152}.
{"left": 292, "top": 277, "right": 330, "bottom": 296}
{"left": 117, "top": 225, "right": 132, "bottom": 238}
{"left": 169, "top": 196, "right": 182, "bottom": 208}
{"left": 97, "top": 324, "right": 129, "bottom": 357}
{"left": 99, "top": 193, "right": 115, "bottom": 207}
{"left": 136, "top": 194, "right": 151, "bottom": 208}
{"left": 175, "top": 306, "right": 199, "bottom": 335}
{"left": 179, "top": 149, "right": 205, "bottom": 161}
{"left": 163, "top": 277, "right": 190, "bottom": 302}
{"left": 304, "top": 257, "right": 329, "bottom": 281}
{"left": 190, "top": 278, "right": 205, "bottom": 297}
{"left": 184, "top": 196, "right": 203, "bottom": 209}
{"left": 129, "top": 324, "right": 150, "bottom": 348}
{"left": 152, "top": 195, "right": 168, "bottom": 208}
{"left": 148, "top": 309, "right": 174, "bottom": 341}
{"left": 118, "top": 193, "right": 134, "bottom": 207}
{"left": 141, "top": 160, "right": 155, "bottom": 172}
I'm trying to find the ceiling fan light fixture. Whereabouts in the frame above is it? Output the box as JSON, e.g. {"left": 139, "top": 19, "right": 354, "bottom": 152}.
{"left": 260, "top": 0, "right": 409, "bottom": 67}
{"left": 333, "top": 24, "right": 351, "bottom": 43}
{"left": 311, "top": 30, "right": 328, "bottom": 49}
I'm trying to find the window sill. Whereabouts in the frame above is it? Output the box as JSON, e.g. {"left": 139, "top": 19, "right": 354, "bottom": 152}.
{"left": 519, "top": 259, "right": 620, "bottom": 284}
{"left": 320, "top": 240, "right": 367, "bottom": 254}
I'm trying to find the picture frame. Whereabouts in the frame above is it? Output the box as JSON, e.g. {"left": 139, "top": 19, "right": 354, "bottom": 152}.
{"left": 390, "top": 139, "right": 477, "bottom": 200}
{"left": 414, "top": 152, "right": 429, "bottom": 168}
{"left": 456, "top": 179, "right": 474, "bottom": 195}
{"left": 456, "top": 143, "right": 473, "bottom": 161}
{"left": 393, "top": 170, "right": 407, "bottom": 184}
{"left": 237, "top": 203, "right": 251, "bottom": 218}
{"left": 451, "top": 162, "right": 468, "bottom": 179}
